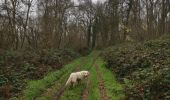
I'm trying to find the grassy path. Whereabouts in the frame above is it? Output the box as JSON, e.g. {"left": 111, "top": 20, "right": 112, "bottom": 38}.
{"left": 60, "top": 52, "right": 99, "bottom": 100}
{"left": 22, "top": 57, "right": 84, "bottom": 100}
{"left": 95, "top": 63, "right": 109, "bottom": 100}
{"left": 36, "top": 57, "right": 86, "bottom": 100}
{"left": 21, "top": 52, "right": 124, "bottom": 100}
{"left": 95, "top": 59, "right": 125, "bottom": 100}
{"left": 86, "top": 63, "right": 100, "bottom": 100}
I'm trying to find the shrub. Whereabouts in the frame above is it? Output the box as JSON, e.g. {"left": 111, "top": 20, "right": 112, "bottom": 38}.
{"left": 0, "top": 49, "right": 80, "bottom": 99}
{"left": 102, "top": 36, "right": 170, "bottom": 99}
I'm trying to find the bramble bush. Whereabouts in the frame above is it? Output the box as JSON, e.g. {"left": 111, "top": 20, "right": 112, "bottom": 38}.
{"left": 102, "top": 36, "right": 170, "bottom": 99}
{"left": 0, "top": 49, "right": 80, "bottom": 99}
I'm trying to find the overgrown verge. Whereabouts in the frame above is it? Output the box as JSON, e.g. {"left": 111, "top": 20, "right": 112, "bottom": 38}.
{"left": 37, "top": 57, "right": 87, "bottom": 100}
{"left": 96, "top": 59, "right": 124, "bottom": 100}
{"left": 102, "top": 36, "right": 170, "bottom": 99}
{"left": 23, "top": 58, "right": 81, "bottom": 100}
{"left": 0, "top": 49, "right": 80, "bottom": 99}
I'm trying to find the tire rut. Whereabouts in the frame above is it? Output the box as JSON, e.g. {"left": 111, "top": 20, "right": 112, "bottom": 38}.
{"left": 95, "top": 64, "right": 109, "bottom": 100}
{"left": 81, "top": 78, "right": 91, "bottom": 100}
{"left": 81, "top": 55, "right": 99, "bottom": 100}
{"left": 54, "top": 52, "right": 99, "bottom": 100}
{"left": 35, "top": 63, "right": 81, "bottom": 100}
{"left": 53, "top": 65, "right": 81, "bottom": 100}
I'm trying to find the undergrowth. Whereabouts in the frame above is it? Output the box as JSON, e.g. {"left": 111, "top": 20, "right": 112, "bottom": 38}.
{"left": 102, "top": 35, "right": 170, "bottom": 99}
{"left": 23, "top": 58, "right": 81, "bottom": 100}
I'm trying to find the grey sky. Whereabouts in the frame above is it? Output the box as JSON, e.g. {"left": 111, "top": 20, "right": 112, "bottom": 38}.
{"left": 90, "top": 0, "right": 106, "bottom": 3}
{"left": 74, "top": 0, "right": 106, "bottom": 4}
{"left": 0, "top": 0, "right": 107, "bottom": 17}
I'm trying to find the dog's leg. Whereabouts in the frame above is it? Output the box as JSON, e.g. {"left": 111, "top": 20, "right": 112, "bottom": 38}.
{"left": 73, "top": 80, "right": 77, "bottom": 87}
{"left": 69, "top": 81, "right": 74, "bottom": 89}
{"left": 77, "top": 78, "right": 81, "bottom": 84}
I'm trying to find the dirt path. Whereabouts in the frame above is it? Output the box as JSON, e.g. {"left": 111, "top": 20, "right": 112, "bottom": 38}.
{"left": 35, "top": 52, "right": 100, "bottom": 100}
{"left": 81, "top": 77, "right": 91, "bottom": 100}
{"left": 81, "top": 55, "right": 99, "bottom": 100}
{"left": 53, "top": 65, "right": 81, "bottom": 100}
{"left": 21, "top": 51, "right": 123, "bottom": 100}
{"left": 95, "top": 64, "right": 109, "bottom": 100}
{"left": 35, "top": 63, "right": 82, "bottom": 100}
{"left": 52, "top": 55, "right": 95, "bottom": 100}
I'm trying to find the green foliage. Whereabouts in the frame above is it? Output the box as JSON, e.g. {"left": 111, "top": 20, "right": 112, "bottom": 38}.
{"left": 23, "top": 58, "right": 81, "bottom": 100}
{"left": 102, "top": 36, "right": 170, "bottom": 99}
{"left": 144, "top": 39, "right": 170, "bottom": 49}
{"left": 0, "top": 49, "right": 79, "bottom": 99}
{"left": 0, "top": 75, "right": 8, "bottom": 86}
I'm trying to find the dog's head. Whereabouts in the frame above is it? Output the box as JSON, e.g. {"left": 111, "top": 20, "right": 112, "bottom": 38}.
{"left": 82, "top": 71, "right": 90, "bottom": 77}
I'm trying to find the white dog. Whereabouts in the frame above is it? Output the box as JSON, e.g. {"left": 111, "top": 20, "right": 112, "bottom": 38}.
{"left": 65, "top": 71, "right": 90, "bottom": 86}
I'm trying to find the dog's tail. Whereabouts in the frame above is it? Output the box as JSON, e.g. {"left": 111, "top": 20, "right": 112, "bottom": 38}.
{"left": 65, "top": 76, "right": 71, "bottom": 86}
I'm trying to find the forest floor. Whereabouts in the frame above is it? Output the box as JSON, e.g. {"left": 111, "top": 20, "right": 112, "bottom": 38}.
{"left": 20, "top": 51, "right": 124, "bottom": 100}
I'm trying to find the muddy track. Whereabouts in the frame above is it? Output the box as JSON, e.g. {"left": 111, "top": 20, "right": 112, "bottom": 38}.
{"left": 53, "top": 56, "right": 91, "bottom": 100}
{"left": 81, "top": 56, "right": 99, "bottom": 100}
{"left": 81, "top": 77, "right": 91, "bottom": 100}
{"left": 95, "top": 64, "right": 109, "bottom": 100}
{"left": 53, "top": 53, "right": 99, "bottom": 100}
{"left": 53, "top": 64, "right": 81, "bottom": 100}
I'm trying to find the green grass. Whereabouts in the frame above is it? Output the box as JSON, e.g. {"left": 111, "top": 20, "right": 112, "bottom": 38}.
{"left": 60, "top": 82, "right": 86, "bottom": 100}
{"left": 96, "top": 58, "right": 125, "bottom": 100}
{"left": 23, "top": 58, "right": 82, "bottom": 100}
{"left": 61, "top": 52, "right": 98, "bottom": 100}
{"left": 36, "top": 57, "right": 89, "bottom": 100}
{"left": 21, "top": 51, "right": 108, "bottom": 100}
{"left": 36, "top": 70, "right": 71, "bottom": 100}
{"left": 88, "top": 66, "right": 100, "bottom": 100}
